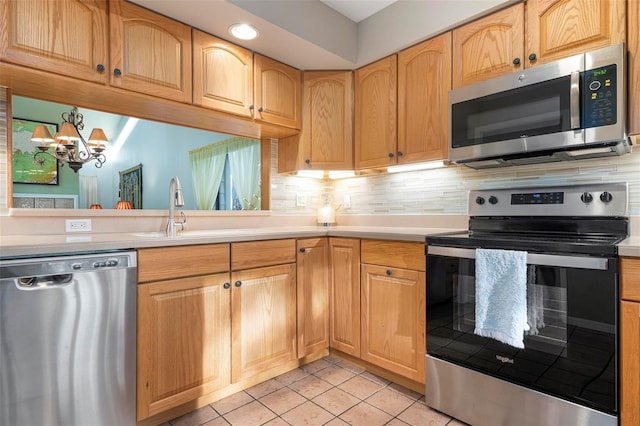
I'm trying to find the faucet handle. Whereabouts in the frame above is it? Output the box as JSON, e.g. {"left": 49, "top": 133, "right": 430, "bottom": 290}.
{"left": 178, "top": 211, "right": 187, "bottom": 230}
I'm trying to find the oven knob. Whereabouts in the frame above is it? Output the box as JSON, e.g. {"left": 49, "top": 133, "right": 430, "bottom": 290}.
{"left": 600, "top": 191, "right": 613, "bottom": 203}
{"left": 580, "top": 192, "right": 593, "bottom": 203}
{"left": 475, "top": 196, "right": 485, "bottom": 205}
{"left": 488, "top": 196, "right": 498, "bottom": 205}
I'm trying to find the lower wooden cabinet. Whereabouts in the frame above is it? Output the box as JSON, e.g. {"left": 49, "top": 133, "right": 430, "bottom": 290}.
{"left": 360, "top": 240, "right": 426, "bottom": 383}
{"left": 621, "top": 257, "right": 640, "bottom": 426}
{"left": 329, "top": 238, "right": 361, "bottom": 356}
{"left": 137, "top": 273, "right": 231, "bottom": 420}
{"left": 231, "top": 260, "right": 297, "bottom": 382}
{"left": 297, "top": 238, "right": 330, "bottom": 358}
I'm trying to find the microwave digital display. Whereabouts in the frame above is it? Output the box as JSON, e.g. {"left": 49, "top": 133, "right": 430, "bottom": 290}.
{"left": 583, "top": 64, "right": 617, "bottom": 128}
{"left": 511, "top": 192, "right": 564, "bottom": 205}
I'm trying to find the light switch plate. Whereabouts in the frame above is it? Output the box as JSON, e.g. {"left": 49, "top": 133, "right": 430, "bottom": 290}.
{"left": 66, "top": 219, "right": 92, "bottom": 232}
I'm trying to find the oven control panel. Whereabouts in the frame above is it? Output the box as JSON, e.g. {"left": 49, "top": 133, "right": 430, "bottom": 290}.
{"left": 469, "top": 182, "right": 628, "bottom": 217}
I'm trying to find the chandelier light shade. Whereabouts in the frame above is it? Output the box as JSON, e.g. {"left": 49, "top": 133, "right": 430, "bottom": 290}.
{"left": 32, "top": 106, "right": 109, "bottom": 173}
{"left": 114, "top": 200, "right": 133, "bottom": 210}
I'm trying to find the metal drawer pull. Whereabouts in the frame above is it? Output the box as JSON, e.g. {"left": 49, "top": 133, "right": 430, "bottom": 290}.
{"left": 427, "top": 246, "right": 608, "bottom": 270}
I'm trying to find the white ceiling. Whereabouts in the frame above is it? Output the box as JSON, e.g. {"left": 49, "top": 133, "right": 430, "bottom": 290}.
{"left": 128, "top": 0, "right": 516, "bottom": 70}
{"left": 320, "top": 0, "right": 398, "bottom": 23}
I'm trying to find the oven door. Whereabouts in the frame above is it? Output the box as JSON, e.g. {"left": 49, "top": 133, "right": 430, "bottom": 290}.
{"left": 426, "top": 245, "right": 618, "bottom": 415}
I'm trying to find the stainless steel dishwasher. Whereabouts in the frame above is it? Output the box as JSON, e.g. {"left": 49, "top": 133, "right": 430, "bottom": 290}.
{"left": 0, "top": 251, "right": 137, "bottom": 426}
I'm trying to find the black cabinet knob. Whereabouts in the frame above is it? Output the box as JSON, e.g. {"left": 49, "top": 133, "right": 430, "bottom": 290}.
{"left": 249, "top": 104, "right": 254, "bottom": 110}
{"left": 386, "top": 269, "right": 393, "bottom": 276}
{"left": 397, "top": 151, "right": 404, "bottom": 157}
{"left": 513, "top": 57, "right": 521, "bottom": 65}
{"left": 258, "top": 107, "right": 264, "bottom": 113}
{"left": 580, "top": 192, "right": 593, "bottom": 203}
{"left": 113, "top": 68, "right": 122, "bottom": 76}
{"left": 305, "top": 159, "right": 311, "bottom": 165}
{"left": 529, "top": 53, "right": 537, "bottom": 61}
{"left": 96, "top": 64, "right": 105, "bottom": 72}
{"left": 235, "top": 281, "right": 242, "bottom": 287}
{"left": 223, "top": 282, "right": 230, "bottom": 289}
{"left": 388, "top": 152, "right": 394, "bottom": 158}
{"left": 300, "top": 247, "right": 306, "bottom": 253}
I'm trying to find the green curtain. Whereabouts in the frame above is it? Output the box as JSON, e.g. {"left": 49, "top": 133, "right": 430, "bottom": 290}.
{"left": 227, "top": 138, "right": 261, "bottom": 210}
{"left": 188, "top": 142, "right": 226, "bottom": 210}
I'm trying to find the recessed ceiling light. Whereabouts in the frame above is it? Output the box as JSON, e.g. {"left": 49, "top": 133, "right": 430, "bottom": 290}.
{"left": 229, "top": 23, "right": 258, "bottom": 40}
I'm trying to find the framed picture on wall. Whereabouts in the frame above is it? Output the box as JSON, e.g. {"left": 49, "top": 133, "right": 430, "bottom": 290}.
{"left": 12, "top": 118, "right": 59, "bottom": 185}
{"left": 119, "top": 163, "right": 143, "bottom": 209}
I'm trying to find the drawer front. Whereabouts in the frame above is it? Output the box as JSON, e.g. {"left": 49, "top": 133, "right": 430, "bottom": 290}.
{"left": 361, "top": 240, "right": 425, "bottom": 271}
{"left": 621, "top": 257, "right": 640, "bottom": 302}
{"left": 231, "top": 239, "right": 296, "bottom": 270}
{"left": 138, "top": 244, "right": 230, "bottom": 283}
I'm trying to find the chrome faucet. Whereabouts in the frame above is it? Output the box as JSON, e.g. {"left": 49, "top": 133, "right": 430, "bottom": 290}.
{"left": 166, "top": 176, "right": 186, "bottom": 237}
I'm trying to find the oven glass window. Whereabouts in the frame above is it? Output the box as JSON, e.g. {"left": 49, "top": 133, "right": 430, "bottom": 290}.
{"left": 451, "top": 76, "right": 572, "bottom": 148}
{"left": 427, "top": 255, "right": 617, "bottom": 415}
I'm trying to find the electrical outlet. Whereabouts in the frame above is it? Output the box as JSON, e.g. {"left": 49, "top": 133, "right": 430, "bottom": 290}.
{"left": 66, "top": 219, "right": 92, "bottom": 232}
{"left": 343, "top": 194, "right": 351, "bottom": 209}
{"left": 296, "top": 192, "right": 307, "bottom": 207}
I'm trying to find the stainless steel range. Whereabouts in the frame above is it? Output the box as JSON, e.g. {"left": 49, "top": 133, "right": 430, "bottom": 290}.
{"left": 425, "top": 182, "right": 628, "bottom": 426}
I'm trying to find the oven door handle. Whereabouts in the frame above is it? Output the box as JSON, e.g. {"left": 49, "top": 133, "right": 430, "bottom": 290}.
{"left": 427, "top": 246, "right": 608, "bottom": 270}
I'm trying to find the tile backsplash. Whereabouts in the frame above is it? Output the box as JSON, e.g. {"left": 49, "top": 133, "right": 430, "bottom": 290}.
{"left": 269, "top": 139, "right": 640, "bottom": 216}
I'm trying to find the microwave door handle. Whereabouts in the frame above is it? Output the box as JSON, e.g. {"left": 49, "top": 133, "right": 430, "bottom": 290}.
{"left": 570, "top": 70, "right": 581, "bottom": 129}
{"left": 427, "top": 246, "right": 608, "bottom": 270}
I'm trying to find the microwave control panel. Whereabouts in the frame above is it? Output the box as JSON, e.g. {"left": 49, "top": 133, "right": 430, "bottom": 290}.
{"left": 582, "top": 64, "right": 617, "bottom": 128}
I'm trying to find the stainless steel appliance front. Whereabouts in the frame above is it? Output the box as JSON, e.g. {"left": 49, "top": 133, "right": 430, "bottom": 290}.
{"left": 0, "top": 251, "right": 137, "bottom": 426}
{"left": 449, "top": 43, "right": 629, "bottom": 168}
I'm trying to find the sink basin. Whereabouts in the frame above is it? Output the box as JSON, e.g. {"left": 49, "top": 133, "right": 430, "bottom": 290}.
{"left": 131, "top": 229, "right": 245, "bottom": 238}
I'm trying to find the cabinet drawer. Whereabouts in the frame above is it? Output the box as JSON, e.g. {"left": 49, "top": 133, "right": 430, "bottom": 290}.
{"left": 138, "top": 244, "right": 230, "bottom": 283}
{"left": 361, "top": 240, "right": 425, "bottom": 271}
{"left": 231, "top": 239, "right": 296, "bottom": 270}
{"left": 621, "top": 257, "right": 640, "bottom": 302}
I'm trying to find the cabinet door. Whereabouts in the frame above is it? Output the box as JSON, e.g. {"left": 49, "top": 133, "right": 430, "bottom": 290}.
{"left": 0, "top": 0, "right": 108, "bottom": 83}
{"left": 398, "top": 32, "right": 452, "bottom": 164}
{"left": 628, "top": 0, "right": 639, "bottom": 137}
{"left": 109, "top": 0, "right": 192, "bottom": 103}
{"left": 452, "top": 3, "right": 524, "bottom": 88}
{"left": 526, "top": 0, "right": 626, "bottom": 66}
{"left": 329, "top": 238, "right": 361, "bottom": 357}
{"left": 192, "top": 29, "right": 253, "bottom": 118}
{"left": 621, "top": 300, "right": 640, "bottom": 426}
{"left": 355, "top": 55, "right": 397, "bottom": 169}
{"left": 231, "top": 263, "right": 297, "bottom": 382}
{"left": 278, "top": 71, "right": 353, "bottom": 172}
{"left": 254, "top": 54, "right": 301, "bottom": 129}
{"left": 297, "top": 238, "right": 329, "bottom": 357}
{"left": 361, "top": 264, "right": 426, "bottom": 383}
{"left": 137, "top": 273, "right": 231, "bottom": 420}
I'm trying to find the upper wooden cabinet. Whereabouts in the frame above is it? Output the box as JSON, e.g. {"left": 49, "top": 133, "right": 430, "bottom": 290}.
{"left": 193, "top": 29, "right": 253, "bottom": 118}
{"left": 398, "top": 32, "right": 452, "bottom": 163}
{"left": 453, "top": 0, "right": 627, "bottom": 89}
{"left": 0, "top": 0, "right": 109, "bottom": 84}
{"left": 254, "top": 54, "right": 301, "bottom": 129}
{"left": 526, "top": 0, "right": 626, "bottom": 66}
{"left": 297, "top": 238, "right": 330, "bottom": 358}
{"left": 628, "top": 0, "right": 639, "bottom": 137}
{"left": 355, "top": 55, "right": 397, "bottom": 169}
{"left": 278, "top": 71, "right": 354, "bottom": 172}
{"left": 109, "top": 0, "right": 192, "bottom": 103}
{"left": 452, "top": 3, "right": 524, "bottom": 89}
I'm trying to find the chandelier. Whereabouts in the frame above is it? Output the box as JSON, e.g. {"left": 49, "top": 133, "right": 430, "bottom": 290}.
{"left": 31, "top": 106, "right": 108, "bottom": 173}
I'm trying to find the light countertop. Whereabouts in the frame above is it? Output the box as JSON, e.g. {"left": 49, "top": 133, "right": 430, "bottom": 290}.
{"left": 0, "top": 226, "right": 462, "bottom": 258}
{"left": 619, "top": 237, "right": 640, "bottom": 257}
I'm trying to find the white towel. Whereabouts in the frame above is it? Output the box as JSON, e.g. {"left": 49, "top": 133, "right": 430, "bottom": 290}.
{"left": 474, "top": 248, "right": 528, "bottom": 349}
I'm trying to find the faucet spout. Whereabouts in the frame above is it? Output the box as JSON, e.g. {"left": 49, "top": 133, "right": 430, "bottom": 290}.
{"left": 166, "top": 176, "right": 187, "bottom": 236}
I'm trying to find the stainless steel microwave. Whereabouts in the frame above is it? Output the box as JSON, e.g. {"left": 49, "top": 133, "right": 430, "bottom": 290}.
{"left": 449, "top": 43, "right": 630, "bottom": 169}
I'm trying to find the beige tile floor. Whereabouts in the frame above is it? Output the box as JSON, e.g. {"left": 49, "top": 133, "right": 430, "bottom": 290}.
{"left": 166, "top": 356, "right": 467, "bottom": 426}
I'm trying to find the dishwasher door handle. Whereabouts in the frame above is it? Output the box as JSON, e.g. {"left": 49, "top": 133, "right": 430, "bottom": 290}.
{"left": 16, "top": 274, "right": 74, "bottom": 289}
{"left": 427, "top": 246, "right": 609, "bottom": 270}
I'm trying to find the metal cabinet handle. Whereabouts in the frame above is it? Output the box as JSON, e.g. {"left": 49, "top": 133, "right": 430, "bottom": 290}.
{"left": 386, "top": 269, "right": 393, "bottom": 276}
{"left": 258, "top": 107, "right": 263, "bottom": 113}
{"left": 235, "top": 280, "right": 242, "bottom": 287}
{"left": 513, "top": 58, "right": 521, "bottom": 65}
{"left": 223, "top": 282, "right": 230, "bottom": 289}
{"left": 113, "top": 68, "right": 122, "bottom": 76}
{"left": 96, "top": 64, "right": 105, "bottom": 72}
